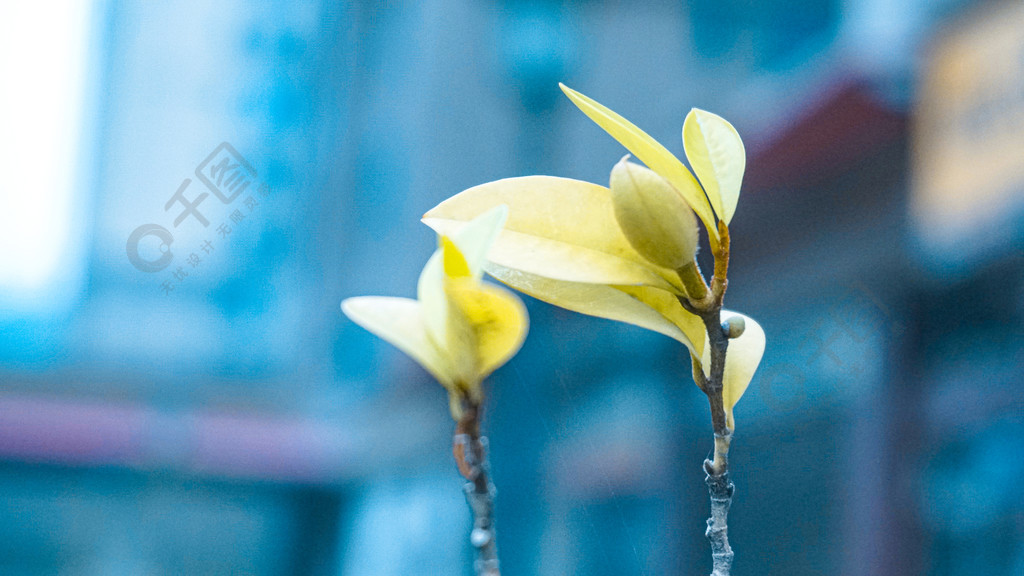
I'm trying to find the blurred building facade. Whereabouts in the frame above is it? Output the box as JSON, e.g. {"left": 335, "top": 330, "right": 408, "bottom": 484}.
{"left": 0, "top": 0, "right": 1021, "bottom": 575}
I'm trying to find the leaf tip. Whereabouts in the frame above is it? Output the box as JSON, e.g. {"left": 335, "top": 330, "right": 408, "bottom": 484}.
{"left": 559, "top": 82, "right": 584, "bottom": 103}
{"left": 340, "top": 297, "right": 364, "bottom": 318}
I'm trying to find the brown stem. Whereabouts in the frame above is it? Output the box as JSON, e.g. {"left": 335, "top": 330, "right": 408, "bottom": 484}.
{"left": 453, "top": 396, "right": 500, "bottom": 576}
{"left": 683, "top": 220, "right": 736, "bottom": 575}
{"left": 705, "top": 316, "right": 728, "bottom": 413}
{"left": 699, "top": 297, "right": 736, "bottom": 576}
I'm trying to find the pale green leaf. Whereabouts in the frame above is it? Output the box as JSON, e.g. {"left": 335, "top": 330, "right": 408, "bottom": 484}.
{"left": 683, "top": 108, "right": 746, "bottom": 225}
{"left": 422, "top": 207, "right": 512, "bottom": 358}
{"left": 615, "top": 284, "right": 706, "bottom": 358}
{"left": 423, "top": 176, "right": 683, "bottom": 292}
{"left": 449, "top": 204, "right": 508, "bottom": 280}
{"left": 486, "top": 263, "right": 700, "bottom": 354}
{"left": 559, "top": 83, "right": 719, "bottom": 241}
{"left": 341, "top": 296, "right": 452, "bottom": 387}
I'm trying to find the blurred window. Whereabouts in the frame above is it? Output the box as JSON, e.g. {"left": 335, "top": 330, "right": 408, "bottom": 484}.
{"left": 689, "top": 0, "right": 840, "bottom": 71}
{"left": 0, "top": 1, "right": 93, "bottom": 313}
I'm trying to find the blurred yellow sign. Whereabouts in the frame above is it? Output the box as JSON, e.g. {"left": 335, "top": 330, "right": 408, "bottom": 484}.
{"left": 912, "top": 0, "right": 1024, "bottom": 253}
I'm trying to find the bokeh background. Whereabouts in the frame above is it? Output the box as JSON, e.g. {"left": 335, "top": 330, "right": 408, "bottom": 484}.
{"left": 1, "top": 0, "right": 1023, "bottom": 574}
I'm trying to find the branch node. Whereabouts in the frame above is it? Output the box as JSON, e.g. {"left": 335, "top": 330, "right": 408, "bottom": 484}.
{"left": 704, "top": 468, "right": 736, "bottom": 576}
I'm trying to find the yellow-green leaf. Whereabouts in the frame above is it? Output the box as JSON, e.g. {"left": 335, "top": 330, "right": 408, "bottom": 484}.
{"left": 442, "top": 279, "right": 479, "bottom": 391}
{"left": 615, "top": 284, "right": 705, "bottom": 358}
{"left": 447, "top": 280, "right": 528, "bottom": 380}
{"left": 422, "top": 206, "right": 511, "bottom": 350}
{"left": 559, "top": 83, "right": 718, "bottom": 242}
{"left": 683, "top": 108, "right": 746, "bottom": 225}
{"left": 424, "top": 176, "right": 683, "bottom": 292}
{"left": 341, "top": 296, "right": 451, "bottom": 387}
{"left": 702, "top": 310, "right": 765, "bottom": 430}
{"left": 486, "top": 263, "right": 701, "bottom": 354}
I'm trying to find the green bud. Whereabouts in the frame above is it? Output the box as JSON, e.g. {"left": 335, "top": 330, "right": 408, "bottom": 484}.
{"left": 610, "top": 156, "right": 699, "bottom": 270}
{"left": 722, "top": 315, "right": 746, "bottom": 339}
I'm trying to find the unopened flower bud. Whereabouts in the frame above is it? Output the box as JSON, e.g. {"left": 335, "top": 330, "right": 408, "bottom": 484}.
{"left": 610, "top": 156, "right": 699, "bottom": 270}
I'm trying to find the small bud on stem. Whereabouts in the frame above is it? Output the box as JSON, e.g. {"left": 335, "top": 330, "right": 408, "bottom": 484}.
{"left": 722, "top": 316, "right": 745, "bottom": 339}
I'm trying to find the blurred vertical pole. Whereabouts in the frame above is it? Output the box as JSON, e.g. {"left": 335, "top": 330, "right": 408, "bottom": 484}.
{"left": 840, "top": 281, "right": 927, "bottom": 575}
{"left": 880, "top": 293, "right": 927, "bottom": 575}
{"left": 841, "top": 291, "right": 927, "bottom": 576}
{"left": 842, "top": 375, "right": 891, "bottom": 575}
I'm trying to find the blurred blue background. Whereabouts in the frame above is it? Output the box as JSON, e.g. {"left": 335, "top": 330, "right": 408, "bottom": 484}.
{"left": 0, "top": 0, "right": 1022, "bottom": 574}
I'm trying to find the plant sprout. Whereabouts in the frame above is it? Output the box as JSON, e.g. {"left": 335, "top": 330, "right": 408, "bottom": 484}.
{"left": 342, "top": 206, "right": 527, "bottom": 576}
{"left": 344, "top": 83, "right": 766, "bottom": 576}
{"left": 423, "top": 84, "right": 765, "bottom": 575}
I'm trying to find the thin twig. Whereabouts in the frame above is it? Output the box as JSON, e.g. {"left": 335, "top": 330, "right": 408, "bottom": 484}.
{"left": 454, "top": 398, "right": 500, "bottom": 576}
{"left": 681, "top": 221, "right": 737, "bottom": 575}
{"left": 705, "top": 470, "right": 735, "bottom": 576}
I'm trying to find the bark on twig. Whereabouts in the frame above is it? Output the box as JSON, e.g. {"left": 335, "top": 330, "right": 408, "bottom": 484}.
{"left": 681, "top": 222, "right": 738, "bottom": 575}
{"left": 705, "top": 470, "right": 735, "bottom": 576}
{"left": 454, "top": 401, "right": 500, "bottom": 576}
{"left": 699, "top": 309, "right": 736, "bottom": 576}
